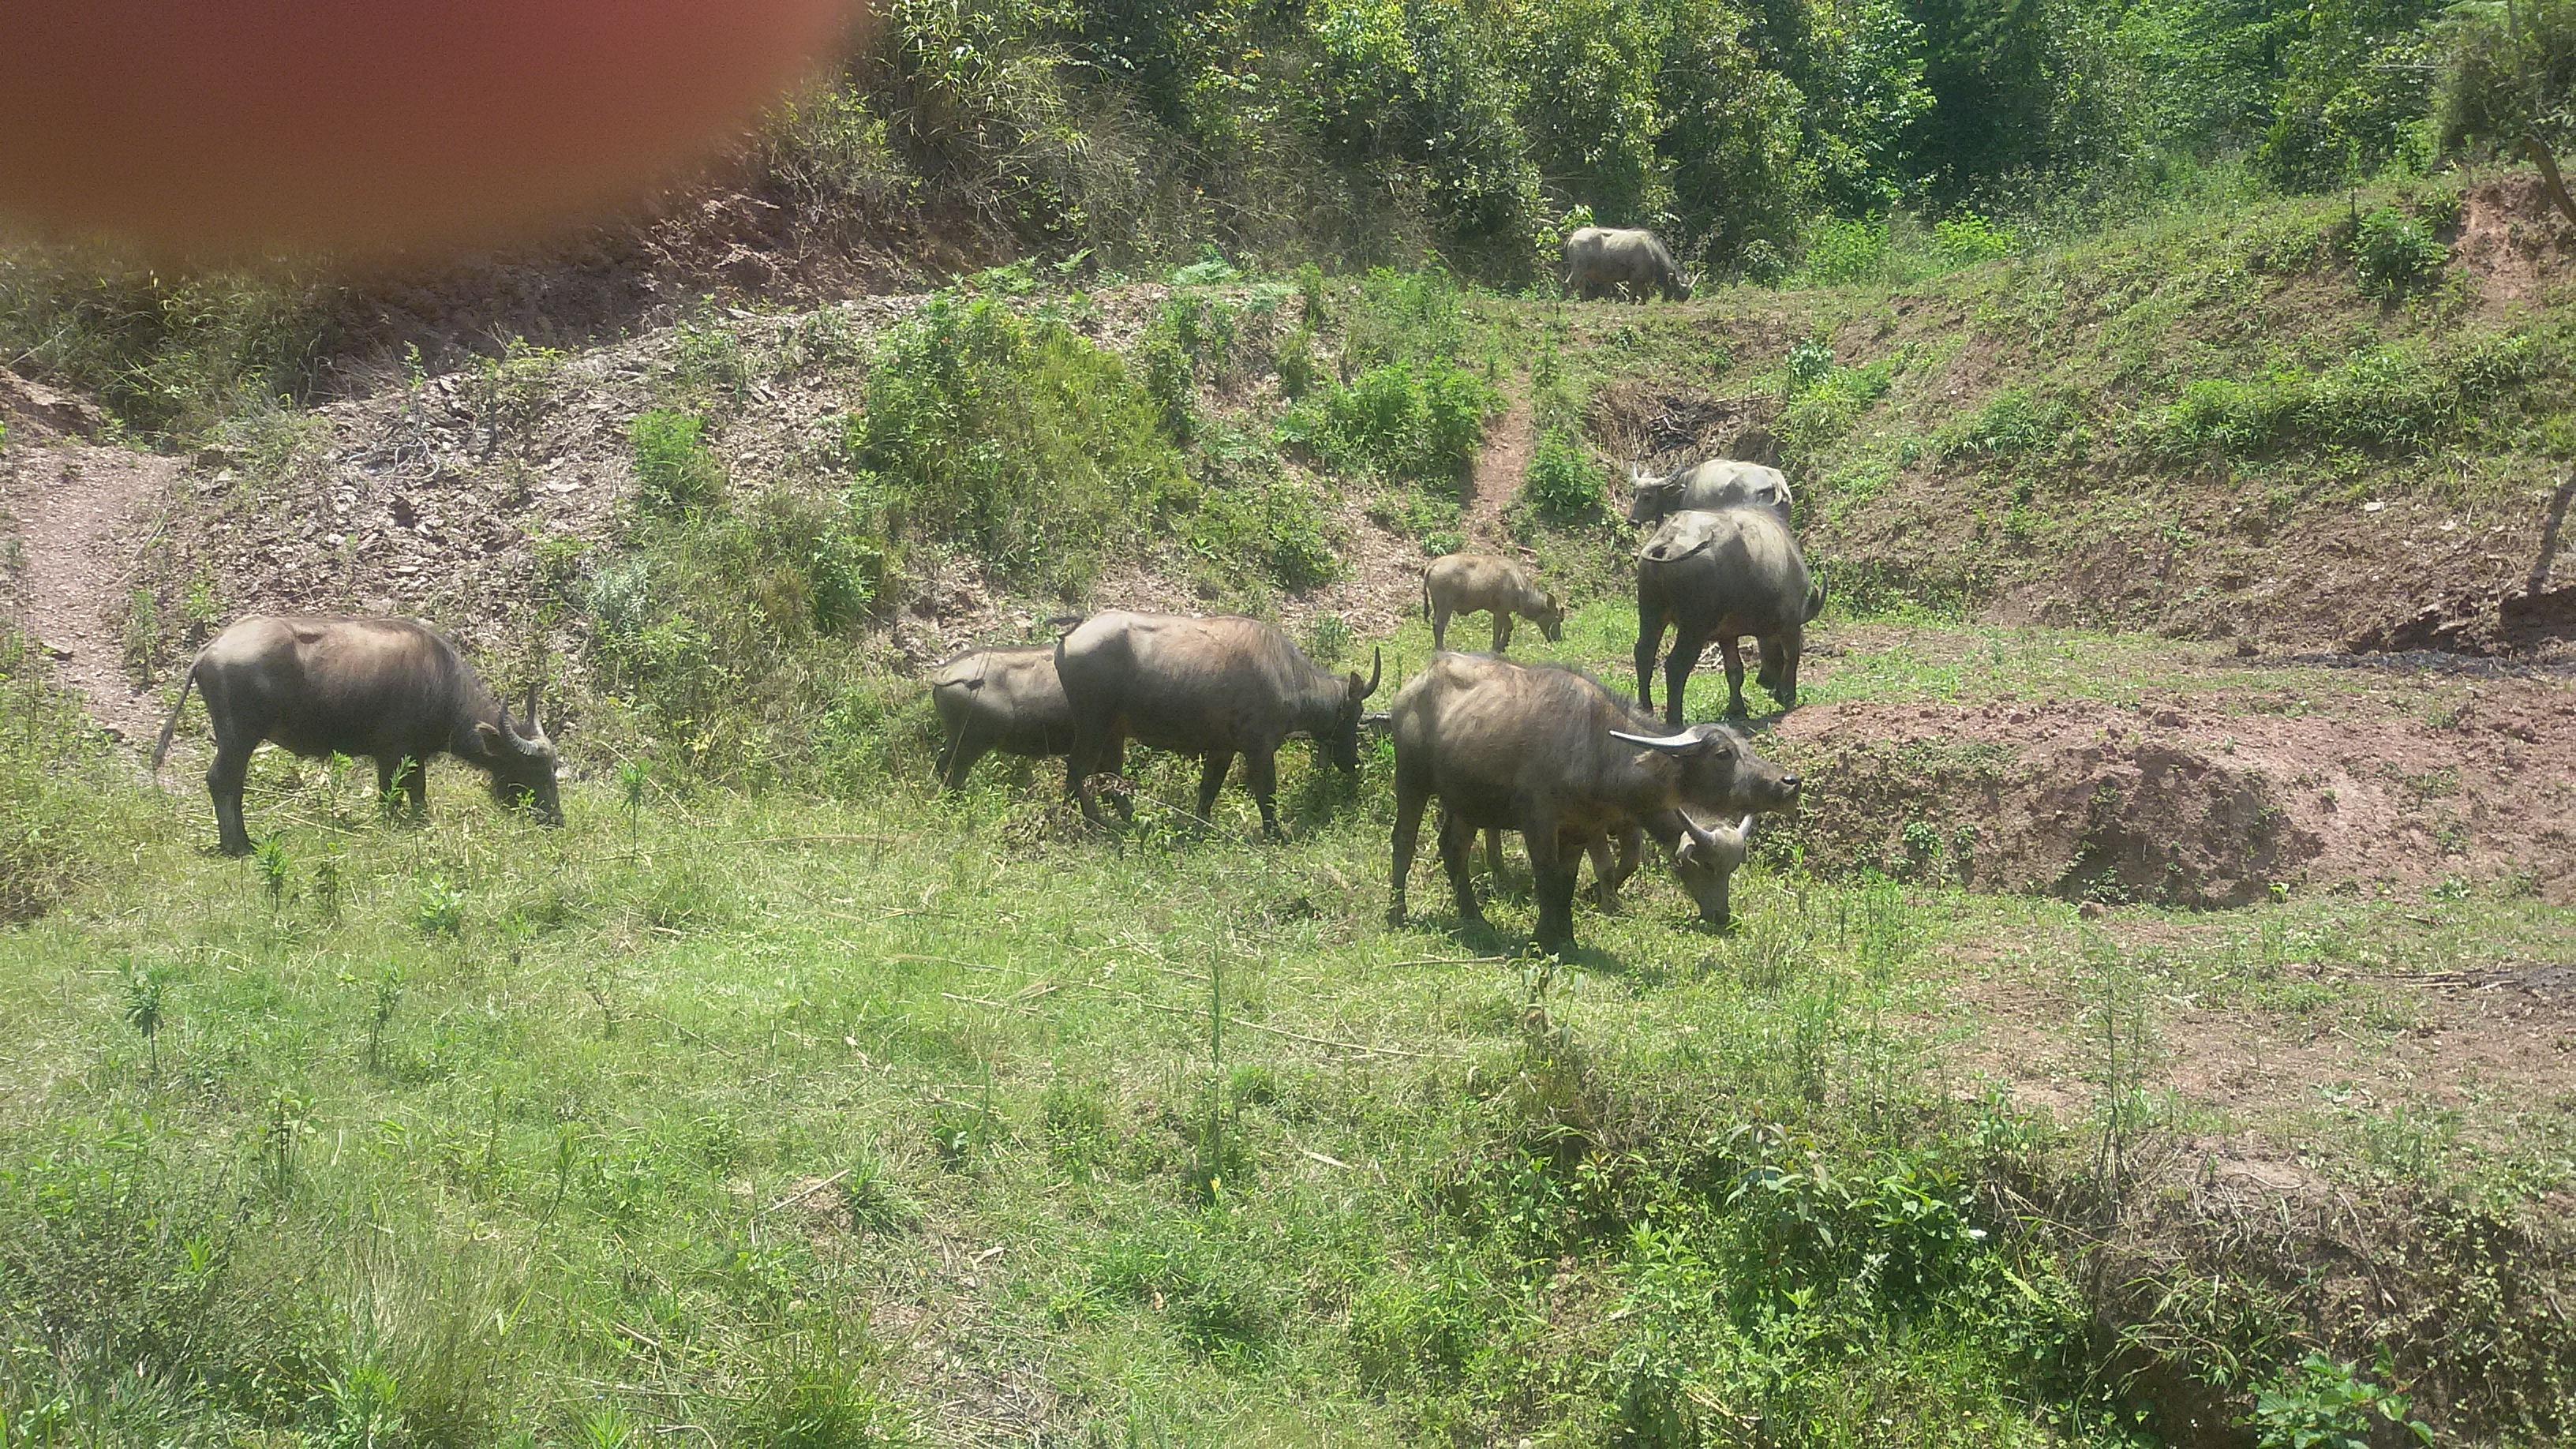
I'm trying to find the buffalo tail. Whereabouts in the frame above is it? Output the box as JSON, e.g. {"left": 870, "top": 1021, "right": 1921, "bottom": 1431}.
{"left": 149, "top": 656, "right": 200, "bottom": 772}
{"left": 1804, "top": 571, "right": 1829, "bottom": 623}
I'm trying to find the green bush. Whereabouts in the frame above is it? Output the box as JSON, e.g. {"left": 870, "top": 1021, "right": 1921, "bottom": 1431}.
{"left": 1317, "top": 361, "right": 1498, "bottom": 486}
{"left": 1189, "top": 478, "right": 1343, "bottom": 590}
{"left": 2350, "top": 205, "right": 2447, "bottom": 298}
{"left": 630, "top": 410, "right": 726, "bottom": 512}
{"left": 1939, "top": 388, "right": 2071, "bottom": 459}
{"left": 1520, "top": 427, "right": 1604, "bottom": 522}
{"left": 844, "top": 293, "right": 1190, "bottom": 594}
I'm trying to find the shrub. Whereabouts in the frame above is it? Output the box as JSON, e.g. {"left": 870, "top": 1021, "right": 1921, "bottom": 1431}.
{"left": 1803, "top": 217, "right": 1888, "bottom": 283}
{"left": 1319, "top": 361, "right": 1498, "bottom": 486}
{"left": 1189, "top": 478, "right": 1343, "bottom": 590}
{"left": 845, "top": 293, "right": 1190, "bottom": 593}
{"left": 1520, "top": 427, "right": 1604, "bottom": 522}
{"left": 630, "top": 410, "right": 726, "bottom": 512}
{"left": 2149, "top": 330, "right": 2552, "bottom": 458}
{"left": 2351, "top": 206, "right": 2447, "bottom": 299}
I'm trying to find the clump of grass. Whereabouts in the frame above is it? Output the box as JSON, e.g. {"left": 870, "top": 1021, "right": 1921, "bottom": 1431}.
{"left": 2350, "top": 205, "right": 2447, "bottom": 300}
{"left": 1518, "top": 426, "right": 1604, "bottom": 522}
{"left": 629, "top": 408, "right": 727, "bottom": 513}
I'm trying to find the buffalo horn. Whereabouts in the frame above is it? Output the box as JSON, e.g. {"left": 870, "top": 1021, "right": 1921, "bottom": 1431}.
{"left": 523, "top": 682, "right": 542, "bottom": 739}
{"left": 1608, "top": 726, "right": 1713, "bottom": 754}
{"left": 1351, "top": 645, "right": 1380, "bottom": 701}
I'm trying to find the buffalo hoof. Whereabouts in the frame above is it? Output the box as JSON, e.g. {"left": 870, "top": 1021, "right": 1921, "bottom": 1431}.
{"left": 1385, "top": 904, "right": 1408, "bottom": 928}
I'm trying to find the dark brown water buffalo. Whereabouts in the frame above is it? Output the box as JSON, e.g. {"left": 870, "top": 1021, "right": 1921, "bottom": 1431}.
{"left": 930, "top": 645, "right": 1128, "bottom": 802}
{"left": 1634, "top": 507, "right": 1825, "bottom": 723}
{"left": 1388, "top": 653, "right": 1799, "bottom": 948}
{"left": 1626, "top": 459, "right": 1795, "bottom": 529}
{"left": 152, "top": 615, "right": 561, "bottom": 856}
{"left": 1563, "top": 227, "right": 1690, "bottom": 301}
{"left": 1423, "top": 553, "right": 1563, "bottom": 652}
{"left": 1056, "top": 611, "right": 1379, "bottom": 837}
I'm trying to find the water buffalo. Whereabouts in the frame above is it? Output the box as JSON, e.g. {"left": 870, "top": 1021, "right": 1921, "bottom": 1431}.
{"left": 1056, "top": 611, "right": 1379, "bottom": 837}
{"left": 151, "top": 615, "right": 561, "bottom": 856}
{"left": 1626, "top": 459, "right": 1795, "bottom": 529}
{"left": 1563, "top": 227, "right": 1690, "bottom": 302}
{"left": 1387, "top": 653, "right": 1799, "bottom": 948}
{"left": 1424, "top": 554, "right": 1563, "bottom": 653}
{"left": 1634, "top": 507, "right": 1825, "bottom": 723}
{"left": 930, "top": 645, "right": 1127, "bottom": 803}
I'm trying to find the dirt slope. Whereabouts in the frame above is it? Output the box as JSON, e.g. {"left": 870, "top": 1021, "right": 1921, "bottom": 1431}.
{"left": 0, "top": 375, "right": 182, "bottom": 743}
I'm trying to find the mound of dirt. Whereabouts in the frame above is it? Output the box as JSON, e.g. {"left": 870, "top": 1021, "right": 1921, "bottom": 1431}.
{"left": 2454, "top": 171, "right": 2576, "bottom": 307}
{"left": 1761, "top": 679, "right": 2576, "bottom": 906}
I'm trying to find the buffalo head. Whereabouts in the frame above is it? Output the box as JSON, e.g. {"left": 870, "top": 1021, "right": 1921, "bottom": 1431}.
{"left": 1325, "top": 647, "right": 1383, "bottom": 771}
{"left": 1625, "top": 463, "right": 1680, "bottom": 525}
{"left": 476, "top": 682, "right": 564, "bottom": 826}
{"left": 1533, "top": 590, "right": 1566, "bottom": 644}
{"left": 1607, "top": 721, "right": 1800, "bottom": 817}
{"left": 1668, "top": 810, "right": 1754, "bottom": 923}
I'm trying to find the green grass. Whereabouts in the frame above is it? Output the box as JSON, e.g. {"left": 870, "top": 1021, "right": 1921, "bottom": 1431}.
{"left": 9, "top": 613, "right": 2571, "bottom": 1444}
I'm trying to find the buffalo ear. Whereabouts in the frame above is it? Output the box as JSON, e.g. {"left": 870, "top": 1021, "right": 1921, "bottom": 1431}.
{"left": 474, "top": 721, "right": 505, "bottom": 757}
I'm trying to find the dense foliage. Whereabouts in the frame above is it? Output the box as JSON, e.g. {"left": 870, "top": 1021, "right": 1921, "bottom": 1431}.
{"left": 788, "top": 0, "right": 2576, "bottom": 281}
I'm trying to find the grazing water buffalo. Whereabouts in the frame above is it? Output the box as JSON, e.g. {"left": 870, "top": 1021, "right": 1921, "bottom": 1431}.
{"left": 1056, "top": 611, "right": 1379, "bottom": 837}
{"left": 152, "top": 615, "right": 561, "bottom": 856}
{"left": 1634, "top": 507, "right": 1825, "bottom": 723}
{"left": 1563, "top": 227, "right": 1690, "bottom": 301}
{"left": 1387, "top": 653, "right": 1799, "bottom": 948}
{"left": 1626, "top": 459, "right": 1795, "bottom": 529}
{"left": 1424, "top": 554, "right": 1563, "bottom": 653}
{"left": 930, "top": 646, "right": 1128, "bottom": 803}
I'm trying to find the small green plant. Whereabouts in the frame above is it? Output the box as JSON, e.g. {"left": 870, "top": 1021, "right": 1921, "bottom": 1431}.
{"left": 368, "top": 968, "right": 402, "bottom": 1072}
{"left": 1520, "top": 427, "right": 1603, "bottom": 522}
{"left": 121, "top": 586, "right": 162, "bottom": 678}
{"left": 263, "top": 1087, "right": 313, "bottom": 1196}
{"left": 180, "top": 572, "right": 223, "bottom": 646}
{"left": 630, "top": 409, "right": 726, "bottom": 512}
{"left": 620, "top": 757, "right": 650, "bottom": 852}
{"left": 1276, "top": 326, "right": 1317, "bottom": 399}
{"left": 253, "top": 838, "right": 291, "bottom": 915}
{"left": 122, "top": 959, "right": 164, "bottom": 1076}
{"left": 1305, "top": 613, "right": 1352, "bottom": 665}
{"left": 313, "top": 855, "right": 343, "bottom": 922}
{"left": 1783, "top": 337, "right": 1836, "bottom": 396}
{"left": 2351, "top": 206, "right": 2446, "bottom": 300}
{"left": 2245, "top": 1352, "right": 2432, "bottom": 1448}
{"left": 1297, "top": 261, "right": 1327, "bottom": 328}
{"left": 414, "top": 878, "right": 466, "bottom": 938}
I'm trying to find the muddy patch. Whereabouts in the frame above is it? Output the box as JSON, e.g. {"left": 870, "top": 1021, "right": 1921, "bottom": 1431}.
{"left": 1758, "top": 683, "right": 2576, "bottom": 905}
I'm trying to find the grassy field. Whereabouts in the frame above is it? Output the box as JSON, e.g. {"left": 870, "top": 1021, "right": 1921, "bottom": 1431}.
{"left": 5, "top": 609, "right": 2569, "bottom": 1447}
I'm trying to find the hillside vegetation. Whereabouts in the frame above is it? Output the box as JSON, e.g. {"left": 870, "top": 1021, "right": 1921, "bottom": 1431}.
{"left": 4, "top": 3, "right": 2576, "bottom": 1444}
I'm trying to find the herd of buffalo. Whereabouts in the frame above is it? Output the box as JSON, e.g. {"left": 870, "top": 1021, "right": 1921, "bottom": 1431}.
{"left": 149, "top": 234, "right": 1832, "bottom": 949}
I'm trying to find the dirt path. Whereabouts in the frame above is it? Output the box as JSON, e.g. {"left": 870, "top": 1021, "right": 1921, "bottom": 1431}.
{"left": 1, "top": 437, "right": 182, "bottom": 745}
{"left": 1464, "top": 389, "right": 1532, "bottom": 549}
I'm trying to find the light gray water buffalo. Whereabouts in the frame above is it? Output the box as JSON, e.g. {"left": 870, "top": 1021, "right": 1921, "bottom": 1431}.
{"left": 1563, "top": 227, "right": 1690, "bottom": 302}
{"left": 151, "top": 615, "right": 561, "bottom": 856}
{"left": 1057, "top": 611, "right": 1379, "bottom": 837}
{"left": 1626, "top": 459, "right": 1795, "bottom": 529}
{"left": 1634, "top": 507, "right": 1825, "bottom": 723}
{"left": 930, "top": 646, "right": 1128, "bottom": 802}
{"left": 1423, "top": 553, "right": 1563, "bottom": 653}
{"left": 1388, "top": 653, "right": 1799, "bottom": 948}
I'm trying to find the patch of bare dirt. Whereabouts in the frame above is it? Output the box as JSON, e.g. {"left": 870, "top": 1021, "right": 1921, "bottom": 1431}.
{"left": 1763, "top": 674, "right": 2576, "bottom": 906}
{"left": 1464, "top": 389, "right": 1533, "bottom": 547}
{"left": 2454, "top": 172, "right": 2576, "bottom": 308}
{"left": 0, "top": 375, "right": 183, "bottom": 743}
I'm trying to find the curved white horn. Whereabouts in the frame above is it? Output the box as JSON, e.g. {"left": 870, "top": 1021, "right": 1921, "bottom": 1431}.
{"left": 1608, "top": 727, "right": 1709, "bottom": 754}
